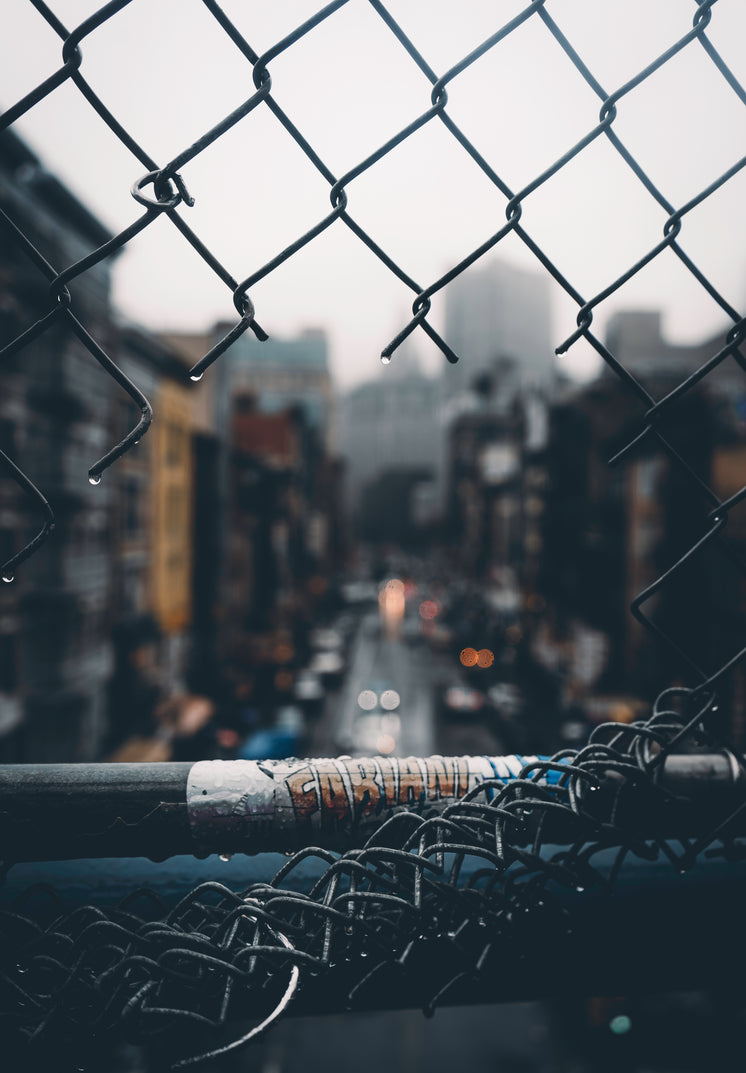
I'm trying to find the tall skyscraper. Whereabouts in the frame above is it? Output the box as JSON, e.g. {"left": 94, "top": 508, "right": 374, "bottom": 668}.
{"left": 442, "top": 257, "right": 555, "bottom": 399}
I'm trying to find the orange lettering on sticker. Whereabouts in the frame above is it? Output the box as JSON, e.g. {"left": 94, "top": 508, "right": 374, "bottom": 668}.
{"left": 284, "top": 765, "right": 318, "bottom": 822}
{"left": 398, "top": 757, "right": 424, "bottom": 807}
{"left": 426, "top": 756, "right": 457, "bottom": 801}
{"left": 345, "top": 758, "right": 382, "bottom": 817}
{"left": 317, "top": 762, "right": 352, "bottom": 822}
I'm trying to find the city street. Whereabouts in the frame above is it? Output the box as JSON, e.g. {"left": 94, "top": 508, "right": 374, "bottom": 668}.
{"left": 238, "top": 603, "right": 560, "bottom": 1073}
{"left": 312, "top": 609, "right": 438, "bottom": 758}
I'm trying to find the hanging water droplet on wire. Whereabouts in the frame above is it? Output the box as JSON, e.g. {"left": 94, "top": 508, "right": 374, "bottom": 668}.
{"left": 190, "top": 372, "right": 203, "bottom": 382}
{"left": 381, "top": 355, "right": 391, "bottom": 365}
{"left": 2, "top": 574, "right": 14, "bottom": 584}
{"left": 88, "top": 475, "right": 101, "bottom": 486}
{"left": 219, "top": 852, "right": 233, "bottom": 863}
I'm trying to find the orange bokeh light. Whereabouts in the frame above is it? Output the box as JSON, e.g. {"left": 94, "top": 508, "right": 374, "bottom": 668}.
{"left": 274, "top": 670, "right": 293, "bottom": 692}
{"left": 476, "top": 648, "right": 494, "bottom": 668}
{"left": 273, "top": 642, "right": 294, "bottom": 664}
{"left": 419, "top": 599, "right": 439, "bottom": 620}
{"left": 460, "top": 647, "right": 478, "bottom": 667}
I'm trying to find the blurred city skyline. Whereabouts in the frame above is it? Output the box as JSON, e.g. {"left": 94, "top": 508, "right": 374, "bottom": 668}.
{"left": 3, "top": 0, "right": 746, "bottom": 389}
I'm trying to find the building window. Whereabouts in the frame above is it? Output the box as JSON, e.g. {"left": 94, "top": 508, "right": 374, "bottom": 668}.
{"left": 166, "top": 486, "right": 184, "bottom": 537}
{"left": 166, "top": 424, "right": 184, "bottom": 467}
{"left": 124, "top": 477, "right": 144, "bottom": 540}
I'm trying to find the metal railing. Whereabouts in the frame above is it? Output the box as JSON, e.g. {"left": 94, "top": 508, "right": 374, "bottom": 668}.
{"left": 3, "top": 698, "right": 746, "bottom": 1067}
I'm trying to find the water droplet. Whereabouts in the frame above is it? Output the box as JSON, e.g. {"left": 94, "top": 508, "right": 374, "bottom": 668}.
{"left": 575, "top": 885, "right": 585, "bottom": 893}
{"left": 381, "top": 355, "right": 391, "bottom": 365}
{"left": 284, "top": 850, "right": 295, "bottom": 858}
{"left": 588, "top": 783, "right": 600, "bottom": 792}
{"left": 219, "top": 852, "right": 233, "bottom": 863}
{"left": 190, "top": 372, "right": 203, "bottom": 382}
{"left": 2, "top": 573, "right": 14, "bottom": 584}
{"left": 88, "top": 474, "right": 101, "bottom": 486}
{"left": 609, "top": 1014, "right": 632, "bottom": 1035}
{"left": 360, "top": 950, "right": 368, "bottom": 958}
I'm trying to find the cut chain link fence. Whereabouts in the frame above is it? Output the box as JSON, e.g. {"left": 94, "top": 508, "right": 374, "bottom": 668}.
{"left": 3, "top": 0, "right": 746, "bottom": 1068}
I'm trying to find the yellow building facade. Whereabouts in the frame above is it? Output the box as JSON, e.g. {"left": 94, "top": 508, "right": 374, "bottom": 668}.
{"left": 151, "top": 379, "right": 194, "bottom": 637}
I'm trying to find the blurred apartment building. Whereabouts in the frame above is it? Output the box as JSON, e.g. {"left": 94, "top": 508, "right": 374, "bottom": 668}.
{"left": 107, "top": 325, "right": 196, "bottom": 754}
{"left": 213, "top": 327, "right": 334, "bottom": 449}
{"left": 446, "top": 386, "right": 549, "bottom": 595}
{"left": 337, "top": 343, "right": 441, "bottom": 541}
{"left": 164, "top": 323, "right": 345, "bottom": 722}
{"left": 436, "top": 295, "right": 746, "bottom": 741}
{"left": 0, "top": 128, "right": 120, "bottom": 762}
{"left": 442, "top": 257, "right": 556, "bottom": 401}
{"left": 338, "top": 257, "right": 556, "bottom": 545}
{"left": 539, "top": 310, "right": 746, "bottom": 741}
{"left": 0, "top": 128, "right": 344, "bottom": 762}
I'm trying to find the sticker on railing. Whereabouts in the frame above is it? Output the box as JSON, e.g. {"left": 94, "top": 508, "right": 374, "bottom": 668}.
{"left": 186, "top": 754, "right": 561, "bottom": 853}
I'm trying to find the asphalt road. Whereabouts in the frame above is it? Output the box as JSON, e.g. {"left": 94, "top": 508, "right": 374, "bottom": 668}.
{"left": 315, "top": 609, "right": 438, "bottom": 757}
{"left": 254, "top": 609, "right": 563, "bottom": 1073}
{"left": 312, "top": 606, "right": 507, "bottom": 761}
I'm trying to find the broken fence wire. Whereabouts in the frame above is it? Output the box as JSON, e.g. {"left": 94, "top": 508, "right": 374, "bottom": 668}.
{"left": 3, "top": 686, "right": 746, "bottom": 1069}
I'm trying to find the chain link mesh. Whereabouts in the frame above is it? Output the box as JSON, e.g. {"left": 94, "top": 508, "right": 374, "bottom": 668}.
{"left": 3, "top": 0, "right": 746, "bottom": 1067}
{"left": 4, "top": 687, "right": 746, "bottom": 1067}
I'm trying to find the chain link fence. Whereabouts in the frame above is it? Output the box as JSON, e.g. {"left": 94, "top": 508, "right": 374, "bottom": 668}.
{"left": 3, "top": 0, "right": 746, "bottom": 1068}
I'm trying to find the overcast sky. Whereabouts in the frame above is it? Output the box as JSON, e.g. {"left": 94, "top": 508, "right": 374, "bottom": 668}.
{"left": 3, "top": 0, "right": 746, "bottom": 389}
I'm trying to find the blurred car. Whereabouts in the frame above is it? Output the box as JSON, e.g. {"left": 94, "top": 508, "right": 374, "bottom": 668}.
{"left": 348, "top": 711, "right": 401, "bottom": 757}
{"left": 356, "top": 679, "right": 401, "bottom": 711}
{"left": 438, "top": 681, "right": 486, "bottom": 720}
{"left": 309, "top": 626, "right": 345, "bottom": 652}
{"left": 309, "top": 649, "right": 345, "bottom": 683}
{"left": 335, "top": 680, "right": 402, "bottom": 755}
{"left": 293, "top": 668, "right": 324, "bottom": 704}
{"left": 487, "top": 682, "right": 524, "bottom": 719}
